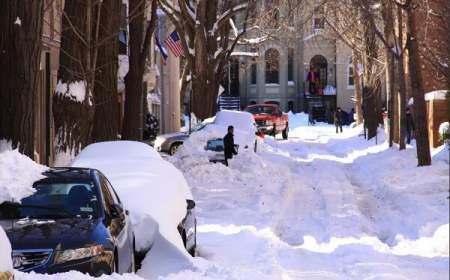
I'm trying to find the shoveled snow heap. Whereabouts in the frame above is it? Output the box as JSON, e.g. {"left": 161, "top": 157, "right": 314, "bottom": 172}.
{"left": 0, "top": 141, "right": 47, "bottom": 203}
{"left": 0, "top": 140, "right": 47, "bottom": 275}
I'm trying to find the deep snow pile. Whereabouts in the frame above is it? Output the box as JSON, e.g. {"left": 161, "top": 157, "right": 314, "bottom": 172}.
{"left": 0, "top": 141, "right": 47, "bottom": 275}
{"left": 167, "top": 112, "right": 449, "bottom": 279}
{"left": 0, "top": 141, "right": 47, "bottom": 203}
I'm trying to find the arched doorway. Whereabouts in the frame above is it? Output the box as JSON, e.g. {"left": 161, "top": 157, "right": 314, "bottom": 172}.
{"left": 307, "top": 55, "right": 328, "bottom": 95}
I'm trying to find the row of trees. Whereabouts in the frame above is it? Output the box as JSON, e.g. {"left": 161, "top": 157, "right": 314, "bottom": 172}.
{"left": 0, "top": 0, "right": 257, "bottom": 160}
{"left": 324, "top": 0, "right": 449, "bottom": 166}
{"left": 1, "top": 0, "right": 448, "bottom": 167}
{"left": 0, "top": 0, "right": 159, "bottom": 159}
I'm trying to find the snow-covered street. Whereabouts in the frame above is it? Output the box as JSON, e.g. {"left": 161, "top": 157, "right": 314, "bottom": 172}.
{"left": 5, "top": 114, "right": 449, "bottom": 280}
{"left": 166, "top": 113, "right": 449, "bottom": 279}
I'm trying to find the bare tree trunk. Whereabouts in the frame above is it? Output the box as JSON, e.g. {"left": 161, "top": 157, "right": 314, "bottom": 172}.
{"left": 92, "top": 0, "right": 121, "bottom": 142}
{"left": 382, "top": 0, "right": 395, "bottom": 147}
{"left": 54, "top": 0, "right": 94, "bottom": 157}
{"left": 393, "top": 59, "right": 400, "bottom": 143}
{"left": 353, "top": 52, "right": 363, "bottom": 125}
{"left": 397, "top": 6, "right": 407, "bottom": 150}
{"left": 122, "top": 0, "right": 157, "bottom": 140}
{"left": 361, "top": 18, "right": 380, "bottom": 140}
{"left": 0, "top": 0, "right": 44, "bottom": 157}
{"left": 406, "top": 1, "right": 431, "bottom": 166}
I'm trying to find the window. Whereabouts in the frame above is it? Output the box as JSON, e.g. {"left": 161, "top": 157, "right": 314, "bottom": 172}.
{"left": 265, "top": 0, "right": 279, "bottom": 29}
{"left": 265, "top": 48, "right": 279, "bottom": 84}
{"left": 288, "top": 48, "right": 294, "bottom": 82}
{"left": 313, "top": 5, "right": 325, "bottom": 30}
{"left": 348, "top": 56, "right": 355, "bottom": 88}
{"left": 313, "top": 18, "right": 325, "bottom": 30}
{"left": 0, "top": 182, "right": 100, "bottom": 219}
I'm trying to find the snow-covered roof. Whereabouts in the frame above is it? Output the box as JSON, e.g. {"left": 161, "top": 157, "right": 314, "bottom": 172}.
{"left": 231, "top": 51, "right": 259, "bottom": 57}
{"left": 424, "top": 90, "right": 449, "bottom": 101}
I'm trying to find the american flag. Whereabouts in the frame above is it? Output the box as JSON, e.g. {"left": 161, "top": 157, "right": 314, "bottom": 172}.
{"left": 164, "top": 31, "right": 184, "bottom": 57}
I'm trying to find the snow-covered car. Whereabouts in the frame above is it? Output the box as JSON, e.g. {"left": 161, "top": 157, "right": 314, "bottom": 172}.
{"left": 0, "top": 168, "right": 136, "bottom": 276}
{"left": 0, "top": 227, "right": 13, "bottom": 280}
{"left": 154, "top": 123, "right": 208, "bottom": 155}
{"left": 71, "top": 141, "right": 197, "bottom": 257}
{"left": 203, "top": 110, "right": 258, "bottom": 149}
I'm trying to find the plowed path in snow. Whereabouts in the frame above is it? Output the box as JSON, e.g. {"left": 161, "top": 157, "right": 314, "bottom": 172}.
{"left": 172, "top": 121, "right": 449, "bottom": 280}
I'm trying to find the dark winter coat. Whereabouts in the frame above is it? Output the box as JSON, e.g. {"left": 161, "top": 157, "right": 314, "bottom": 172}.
{"left": 334, "top": 111, "right": 343, "bottom": 125}
{"left": 406, "top": 112, "right": 415, "bottom": 132}
{"left": 223, "top": 132, "right": 238, "bottom": 159}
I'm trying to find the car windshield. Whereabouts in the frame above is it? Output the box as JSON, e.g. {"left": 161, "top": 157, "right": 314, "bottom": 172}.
{"left": 246, "top": 106, "right": 275, "bottom": 115}
{"left": 0, "top": 182, "right": 100, "bottom": 219}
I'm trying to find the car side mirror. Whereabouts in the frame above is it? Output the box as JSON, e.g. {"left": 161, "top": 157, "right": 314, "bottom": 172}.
{"left": 110, "top": 204, "right": 124, "bottom": 218}
{"left": 186, "top": 199, "right": 196, "bottom": 210}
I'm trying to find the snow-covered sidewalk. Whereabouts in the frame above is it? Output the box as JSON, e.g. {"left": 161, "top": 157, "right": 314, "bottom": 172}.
{"left": 167, "top": 114, "right": 449, "bottom": 279}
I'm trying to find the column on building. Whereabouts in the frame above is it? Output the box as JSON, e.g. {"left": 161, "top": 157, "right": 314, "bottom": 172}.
{"left": 239, "top": 57, "right": 247, "bottom": 109}
{"left": 296, "top": 25, "right": 305, "bottom": 112}
{"left": 279, "top": 46, "right": 288, "bottom": 111}
{"left": 257, "top": 50, "right": 265, "bottom": 103}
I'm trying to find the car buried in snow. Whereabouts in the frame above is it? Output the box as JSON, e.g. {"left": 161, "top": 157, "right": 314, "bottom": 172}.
{"left": 245, "top": 104, "right": 289, "bottom": 139}
{"left": 71, "top": 141, "right": 197, "bottom": 258}
{"left": 0, "top": 167, "right": 136, "bottom": 276}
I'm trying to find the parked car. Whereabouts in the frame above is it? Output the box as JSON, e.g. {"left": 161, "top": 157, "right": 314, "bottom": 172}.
{"left": 245, "top": 104, "right": 289, "bottom": 139}
{"left": 205, "top": 138, "right": 240, "bottom": 164}
{"left": 0, "top": 227, "right": 13, "bottom": 280}
{"left": 0, "top": 167, "right": 136, "bottom": 276}
{"left": 204, "top": 110, "right": 258, "bottom": 149}
{"left": 154, "top": 123, "right": 207, "bottom": 155}
{"left": 71, "top": 141, "right": 197, "bottom": 257}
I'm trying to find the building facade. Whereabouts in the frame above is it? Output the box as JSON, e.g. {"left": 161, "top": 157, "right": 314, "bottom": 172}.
{"left": 234, "top": 0, "right": 360, "bottom": 119}
{"left": 34, "top": 0, "right": 63, "bottom": 165}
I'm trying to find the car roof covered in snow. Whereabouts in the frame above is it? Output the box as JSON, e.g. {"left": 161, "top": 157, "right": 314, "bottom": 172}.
{"left": 214, "top": 110, "right": 257, "bottom": 133}
{"left": 72, "top": 140, "right": 162, "bottom": 161}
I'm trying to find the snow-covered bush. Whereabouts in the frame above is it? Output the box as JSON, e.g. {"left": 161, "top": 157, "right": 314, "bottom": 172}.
{"left": 439, "top": 122, "right": 449, "bottom": 144}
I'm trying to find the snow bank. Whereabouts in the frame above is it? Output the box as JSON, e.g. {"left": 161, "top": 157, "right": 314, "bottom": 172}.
{"left": 0, "top": 141, "right": 47, "bottom": 203}
{"left": 71, "top": 141, "right": 189, "bottom": 253}
{"left": 0, "top": 141, "right": 47, "bottom": 277}
{"left": 424, "top": 90, "right": 449, "bottom": 101}
{"left": 0, "top": 227, "right": 12, "bottom": 275}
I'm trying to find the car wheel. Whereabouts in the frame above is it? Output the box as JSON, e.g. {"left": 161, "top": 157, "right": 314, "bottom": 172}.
{"left": 271, "top": 125, "right": 277, "bottom": 137}
{"left": 169, "top": 143, "right": 182, "bottom": 155}
{"left": 282, "top": 124, "right": 288, "bottom": 140}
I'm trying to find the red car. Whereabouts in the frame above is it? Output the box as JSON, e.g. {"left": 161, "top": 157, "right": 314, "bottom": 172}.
{"left": 245, "top": 104, "right": 289, "bottom": 139}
